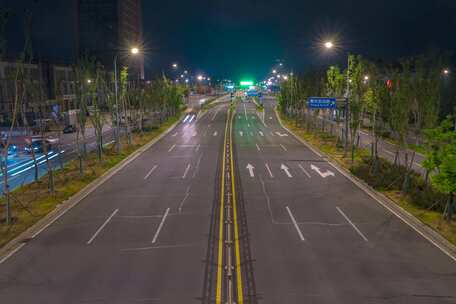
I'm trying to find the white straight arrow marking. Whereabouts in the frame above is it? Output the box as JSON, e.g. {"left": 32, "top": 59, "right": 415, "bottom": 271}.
{"left": 259, "top": 131, "right": 264, "bottom": 137}
{"left": 246, "top": 163, "right": 255, "bottom": 177}
{"left": 310, "top": 164, "right": 335, "bottom": 178}
{"left": 213, "top": 131, "right": 218, "bottom": 136}
{"left": 239, "top": 131, "right": 243, "bottom": 137}
{"left": 281, "top": 164, "right": 292, "bottom": 178}
{"left": 265, "top": 163, "right": 274, "bottom": 178}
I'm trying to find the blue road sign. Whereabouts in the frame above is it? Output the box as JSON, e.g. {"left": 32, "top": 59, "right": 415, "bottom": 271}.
{"left": 307, "top": 97, "right": 337, "bottom": 109}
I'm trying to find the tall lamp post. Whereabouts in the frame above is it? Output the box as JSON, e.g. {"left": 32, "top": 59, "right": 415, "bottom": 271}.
{"left": 114, "top": 47, "right": 140, "bottom": 153}
{"left": 323, "top": 40, "right": 351, "bottom": 156}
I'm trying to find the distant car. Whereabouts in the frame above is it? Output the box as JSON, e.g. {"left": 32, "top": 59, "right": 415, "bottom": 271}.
{"left": 24, "top": 138, "right": 54, "bottom": 154}
{"left": 63, "top": 125, "right": 77, "bottom": 134}
{"left": 0, "top": 144, "right": 17, "bottom": 156}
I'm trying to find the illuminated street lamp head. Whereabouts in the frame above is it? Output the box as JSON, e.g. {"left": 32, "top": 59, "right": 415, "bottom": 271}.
{"left": 172, "top": 63, "right": 178, "bottom": 69}
{"left": 131, "top": 47, "right": 139, "bottom": 55}
{"left": 272, "top": 69, "right": 277, "bottom": 74}
{"left": 87, "top": 79, "right": 92, "bottom": 84}
{"left": 364, "top": 75, "right": 369, "bottom": 81}
{"left": 283, "top": 75, "right": 289, "bottom": 80}
{"left": 197, "top": 75, "right": 203, "bottom": 81}
{"left": 324, "top": 41, "right": 334, "bottom": 49}
{"left": 443, "top": 69, "right": 450, "bottom": 75}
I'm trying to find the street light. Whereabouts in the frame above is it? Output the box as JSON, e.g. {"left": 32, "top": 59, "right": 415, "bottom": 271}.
{"left": 272, "top": 69, "right": 277, "bottom": 74}
{"left": 87, "top": 79, "right": 92, "bottom": 84}
{"left": 324, "top": 41, "right": 334, "bottom": 49}
{"left": 197, "top": 75, "right": 203, "bottom": 81}
{"left": 114, "top": 46, "right": 141, "bottom": 153}
{"left": 172, "top": 63, "right": 178, "bottom": 69}
{"left": 443, "top": 68, "right": 450, "bottom": 75}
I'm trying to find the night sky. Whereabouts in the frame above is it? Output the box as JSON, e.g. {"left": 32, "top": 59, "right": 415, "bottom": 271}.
{"left": 2, "top": 0, "right": 456, "bottom": 81}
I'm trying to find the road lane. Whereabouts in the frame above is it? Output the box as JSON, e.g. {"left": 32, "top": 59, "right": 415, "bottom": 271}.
{"left": 234, "top": 97, "right": 456, "bottom": 303}
{"left": 0, "top": 102, "right": 229, "bottom": 303}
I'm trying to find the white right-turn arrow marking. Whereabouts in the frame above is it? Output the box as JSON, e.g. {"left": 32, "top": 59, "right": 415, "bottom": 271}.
{"left": 310, "top": 164, "right": 335, "bottom": 178}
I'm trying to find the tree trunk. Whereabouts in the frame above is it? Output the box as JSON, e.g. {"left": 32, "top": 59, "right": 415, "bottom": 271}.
{"left": 444, "top": 192, "right": 454, "bottom": 222}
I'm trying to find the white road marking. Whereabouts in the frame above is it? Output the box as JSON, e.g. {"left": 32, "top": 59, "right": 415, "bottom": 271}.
{"left": 415, "top": 162, "right": 423, "bottom": 168}
{"left": 248, "top": 124, "right": 250, "bottom": 127}
{"left": 188, "top": 114, "right": 196, "bottom": 123}
{"left": 244, "top": 103, "right": 248, "bottom": 120}
{"left": 178, "top": 186, "right": 191, "bottom": 213}
{"left": 240, "top": 131, "right": 243, "bottom": 137}
{"left": 298, "top": 164, "right": 311, "bottom": 178}
{"left": 259, "top": 131, "right": 264, "bottom": 136}
{"left": 192, "top": 132, "right": 197, "bottom": 137}
{"left": 212, "top": 108, "right": 220, "bottom": 121}
{"left": 152, "top": 208, "right": 170, "bottom": 244}
{"left": 195, "top": 143, "right": 201, "bottom": 152}
{"left": 0, "top": 243, "right": 25, "bottom": 264}
{"left": 168, "top": 144, "right": 176, "bottom": 152}
{"left": 87, "top": 209, "right": 119, "bottom": 245}
{"left": 183, "top": 114, "right": 190, "bottom": 123}
{"left": 286, "top": 206, "right": 305, "bottom": 241}
{"left": 359, "top": 130, "right": 369, "bottom": 136}
{"left": 182, "top": 164, "right": 191, "bottom": 179}
{"left": 281, "top": 164, "right": 293, "bottom": 178}
{"left": 144, "top": 165, "right": 158, "bottom": 180}
{"left": 192, "top": 153, "right": 204, "bottom": 178}
{"left": 246, "top": 163, "right": 255, "bottom": 177}
{"left": 269, "top": 116, "right": 273, "bottom": 120}
{"left": 280, "top": 144, "right": 287, "bottom": 152}
{"left": 275, "top": 132, "right": 289, "bottom": 137}
{"left": 310, "top": 164, "right": 335, "bottom": 178}
{"left": 270, "top": 132, "right": 275, "bottom": 136}
{"left": 265, "top": 163, "right": 274, "bottom": 178}
{"left": 213, "top": 131, "right": 218, "bottom": 136}
{"left": 256, "top": 144, "right": 261, "bottom": 151}
{"left": 336, "top": 206, "right": 368, "bottom": 242}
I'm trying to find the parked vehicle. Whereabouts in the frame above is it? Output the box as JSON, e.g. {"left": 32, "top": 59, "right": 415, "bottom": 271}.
{"left": 24, "top": 136, "right": 58, "bottom": 154}
{"left": 63, "top": 125, "right": 77, "bottom": 134}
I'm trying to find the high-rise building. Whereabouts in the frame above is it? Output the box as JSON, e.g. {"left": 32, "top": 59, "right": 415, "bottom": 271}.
{"left": 75, "top": 0, "right": 144, "bottom": 79}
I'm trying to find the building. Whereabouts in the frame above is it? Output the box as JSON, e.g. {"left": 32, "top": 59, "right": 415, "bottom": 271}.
{"left": 0, "top": 60, "right": 77, "bottom": 126}
{"left": 75, "top": 0, "right": 144, "bottom": 80}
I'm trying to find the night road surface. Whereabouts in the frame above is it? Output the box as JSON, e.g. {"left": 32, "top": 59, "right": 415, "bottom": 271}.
{"left": 0, "top": 96, "right": 230, "bottom": 303}
{"left": 233, "top": 97, "right": 456, "bottom": 303}
{"left": 0, "top": 95, "right": 455, "bottom": 304}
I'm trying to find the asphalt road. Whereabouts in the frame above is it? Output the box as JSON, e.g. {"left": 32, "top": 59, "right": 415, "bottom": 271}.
{"left": 0, "top": 97, "right": 230, "bottom": 303}
{"left": 0, "top": 95, "right": 455, "bottom": 303}
{"left": 233, "top": 96, "right": 455, "bottom": 303}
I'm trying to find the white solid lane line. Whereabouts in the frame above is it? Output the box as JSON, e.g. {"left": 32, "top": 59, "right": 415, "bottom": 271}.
{"left": 244, "top": 103, "right": 248, "bottom": 120}
{"left": 280, "top": 144, "right": 287, "bottom": 152}
{"left": 256, "top": 144, "right": 261, "bottom": 151}
{"left": 87, "top": 209, "right": 119, "bottom": 245}
{"left": 168, "top": 144, "right": 176, "bottom": 152}
{"left": 0, "top": 243, "right": 25, "bottom": 264}
{"left": 212, "top": 108, "right": 220, "bottom": 121}
{"left": 182, "top": 164, "right": 191, "bottom": 179}
{"left": 152, "top": 208, "right": 170, "bottom": 244}
{"left": 298, "top": 164, "right": 311, "bottom": 178}
{"left": 265, "top": 163, "right": 274, "bottom": 178}
{"left": 144, "top": 165, "right": 158, "bottom": 180}
{"left": 336, "top": 206, "right": 368, "bottom": 242}
{"left": 286, "top": 206, "right": 305, "bottom": 241}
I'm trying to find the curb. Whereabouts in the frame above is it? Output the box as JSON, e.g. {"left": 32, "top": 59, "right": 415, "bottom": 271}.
{"left": 274, "top": 108, "right": 456, "bottom": 263}
{"left": 0, "top": 116, "right": 183, "bottom": 264}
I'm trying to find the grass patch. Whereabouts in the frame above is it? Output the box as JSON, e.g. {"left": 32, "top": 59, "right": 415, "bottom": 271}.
{"left": 279, "top": 111, "right": 456, "bottom": 246}
{"left": 0, "top": 115, "right": 180, "bottom": 249}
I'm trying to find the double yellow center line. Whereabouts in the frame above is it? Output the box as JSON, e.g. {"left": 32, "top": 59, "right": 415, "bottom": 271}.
{"left": 216, "top": 109, "right": 243, "bottom": 304}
